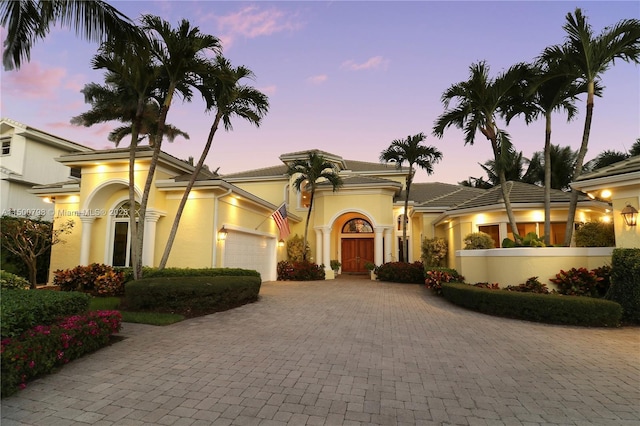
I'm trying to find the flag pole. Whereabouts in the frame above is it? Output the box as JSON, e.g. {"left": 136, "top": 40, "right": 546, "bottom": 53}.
{"left": 255, "top": 202, "right": 285, "bottom": 230}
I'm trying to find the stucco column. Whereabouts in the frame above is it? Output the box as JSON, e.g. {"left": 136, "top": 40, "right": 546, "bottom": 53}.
{"left": 315, "top": 228, "right": 322, "bottom": 265}
{"left": 322, "top": 227, "right": 331, "bottom": 269}
{"left": 374, "top": 226, "right": 384, "bottom": 266}
{"left": 79, "top": 215, "right": 96, "bottom": 265}
{"left": 143, "top": 210, "right": 162, "bottom": 266}
{"left": 384, "top": 228, "right": 393, "bottom": 263}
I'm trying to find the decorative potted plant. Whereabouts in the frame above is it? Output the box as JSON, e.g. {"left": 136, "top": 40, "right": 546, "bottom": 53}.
{"left": 330, "top": 259, "right": 341, "bottom": 274}
{"left": 364, "top": 262, "right": 377, "bottom": 280}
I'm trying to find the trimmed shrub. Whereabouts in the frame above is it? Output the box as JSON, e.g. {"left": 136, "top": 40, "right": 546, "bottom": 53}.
{"left": 1, "top": 290, "right": 90, "bottom": 338}
{"left": 574, "top": 222, "right": 615, "bottom": 247}
{"left": 376, "top": 261, "right": 425, "bottom": 284}
{"left": 472, "top": 282, "right": 500, "bottom": 289}
{"left": 442, "top": 282, "right": 622, "bottom": 327}
{"left": 1, "top": 310, "right": 121, "bottom": 397}
{"left": 592, "top": 265, "right": 612, "bottom": 298}
{"left": 421, "top": 237, "right": 448, "bottom": 267}
{"left": 506, "top": 277, "right": 550, "bottom": 294}
{"left": 0, "top": 270, "right": 29, "bottom": 290}
{"left": 116, "top": 267, "right": 261, "bottom": 283}
{"left": 54, "top": 263, "right": 124, "bottom": 296}
{"left": 125, "top": 276, "right": 261, "bottom": 316}
{"left": 424, "top": 267, "right": 464, "bottom": 295}
{"left": 607, "top": 248, "right": 640, "bottom": 323}
{"left": 277, "top": 261, "right": 325, "bottom": 281}
{"left": 463, "top": 232, "right": 495, "bottom": 249}
{"left": 550, "top": 267, "right": 603, "bottom": 298}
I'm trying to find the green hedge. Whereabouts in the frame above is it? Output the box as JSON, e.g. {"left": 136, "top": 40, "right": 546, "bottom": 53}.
{"left": 117, "top": 267, "right": 261, "bottom": 283}
{"left": 1, "top": 291, "right": 90, "bottom": 338}
{"left": 125, "top": 276, "right": 261, "bottom": 316}
{"left": 607, "top": 248, "right": 640, "bottom": 323}
{"left": 442, "top": 282, "right": 622, "bottom": 327}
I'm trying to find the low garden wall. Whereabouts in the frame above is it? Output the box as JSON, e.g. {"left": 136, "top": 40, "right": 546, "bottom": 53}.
{"left": 456, "top": 247, "right": 614, "bottom": 290}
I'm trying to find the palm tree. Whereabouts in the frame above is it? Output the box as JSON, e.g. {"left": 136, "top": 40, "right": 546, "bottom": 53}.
{"left": 158, "top": 56, "right": 269, "bottom": 269}
{"left": 433, "top": 61, "right": 534, "bottom": 241}
{"left": 630, "top": 139, "right": 640, "bottom": 156}
{"left": 523, "top": 144, "right": 577, "bottom": 191}
{"left": 477, "top": 149, "right": 529, "bottom": 187}
{"left": 541, "top": 8, "right": 640, "bottom": 246}
{"left": 1, "top": 0, "right": 135, "bottom": 70}
{"left": 131, "top": 16, "right": 220, "bottom": 277}
{"left": 71, "top": 33, "right": 164, "bottom": 279}
{"left": 585, "top": 150, "right": 630, "bottom": 171}
{"left": 286, "top": 152, "right": 343, "bottom": 261}
{"left": 523, "top": 59, "right": 583, "bottom": 245}
{"left": 380, "top": 133, "right": 442, "bottom": 262}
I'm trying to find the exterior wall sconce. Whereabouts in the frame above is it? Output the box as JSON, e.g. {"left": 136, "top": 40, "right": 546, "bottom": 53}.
{"left": 621, "top": 204, "right": 638, "bottom": 227}
{"left": 278, "top": 239, "right": 285, "bottom": 248}
{"left": 218, "top": 226, "right": 228, "bottom": 241}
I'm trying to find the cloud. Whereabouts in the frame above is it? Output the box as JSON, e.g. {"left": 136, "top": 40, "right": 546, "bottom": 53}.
{"left": 215, "top": 6, "right": 302, "bottom": 47}
{"left": 259, "top": 85, "right": 277, "bottom": 95}
{"left": 307, "top": 75, "right": 328, "bottom": 85}
{"left": 341, "top": 56, "right": 389, "bottom": 71}
{"left": 3, "top": 62, "right": 66, "bottom": 99}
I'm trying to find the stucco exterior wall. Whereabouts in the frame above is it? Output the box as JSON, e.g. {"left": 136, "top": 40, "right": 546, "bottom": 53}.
{"left": 456, "top": 247, "right": 613, "bottom": 290}
{"left": 611, "top": 189, "right": 640, "bottom": 249}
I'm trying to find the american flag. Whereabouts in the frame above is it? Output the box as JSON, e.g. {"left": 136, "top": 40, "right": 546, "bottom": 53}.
{"left": 272, "top": 204, "right": 290, "bottom": 239}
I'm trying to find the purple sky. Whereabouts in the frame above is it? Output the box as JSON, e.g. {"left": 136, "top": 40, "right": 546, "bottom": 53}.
{"left": 2, "top": 1, "right": 639, "bottom": 184}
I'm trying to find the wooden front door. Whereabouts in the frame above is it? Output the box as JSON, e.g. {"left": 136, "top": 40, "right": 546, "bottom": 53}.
{"left": 341, "top": 238, "right": 374, "bottom": 273}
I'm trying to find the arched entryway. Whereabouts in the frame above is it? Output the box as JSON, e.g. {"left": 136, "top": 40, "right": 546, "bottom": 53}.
{"left": 340, "top": 218, "right": 374, "bottom": 273}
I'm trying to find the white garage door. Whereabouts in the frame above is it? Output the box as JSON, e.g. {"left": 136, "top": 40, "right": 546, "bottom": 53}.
{"left": 223, "top": 230, "right": 276, "bottom": 281}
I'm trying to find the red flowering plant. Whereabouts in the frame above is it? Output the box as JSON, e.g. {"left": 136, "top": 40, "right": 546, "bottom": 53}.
{"left": 550, "top": 267, "right": 603, "bottom": 297}
{"left": 1, "top": 311, "right": 121, "bottom": 397}
{"left": 424, "top": 268, "right": 464, "bottom": 295}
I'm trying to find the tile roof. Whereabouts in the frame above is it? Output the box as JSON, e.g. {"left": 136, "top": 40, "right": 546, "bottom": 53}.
{"left": 574, "top": 155, "right": 640, "bottom": 182}
{"left": 318, "top": 175, "right": 402, "bottom": 189}
{"left": 399, "top": 182, "right": 485, "bottom": 206}
{"left": 222, "top": 164, "right": 289, "bottom": 179}
{"left": 447, "top": 181, "right": 590, "bottom": 211}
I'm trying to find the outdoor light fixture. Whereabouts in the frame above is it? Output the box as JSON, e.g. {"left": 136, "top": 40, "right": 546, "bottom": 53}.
{"left": 278, "top": 239, "right": 285, "bottom": 248}
{"left": 621, "top": 204, "right": 638, "bottom": 227}
{"left": 218, "top": 226, "right": 228, "bottom": 241}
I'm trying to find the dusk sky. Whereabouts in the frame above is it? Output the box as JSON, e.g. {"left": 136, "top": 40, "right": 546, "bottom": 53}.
{"left": 2, "top": 1, "right": 639, "bottom": 184}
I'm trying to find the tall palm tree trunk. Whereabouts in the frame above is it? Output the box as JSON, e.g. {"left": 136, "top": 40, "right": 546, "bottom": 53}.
{"left": 564, "top": 84, "right": 595, "bottom": 246}
{"left": 543, "top": 113, "right": 552, "bottom": 246}
{"left": 303, "top": 192, "right": 314, "bottom": 262}
{"left": 128, "top": 122, "right": 139, "bottom": 279}
{"left": 158, "top": 113, "right": 222, "bottom": 269}
{"left": 132, "top": 86, "right": 175, "bottom": 275}
{"left": 401, "top": 170, "right": 413, "bottom": 262}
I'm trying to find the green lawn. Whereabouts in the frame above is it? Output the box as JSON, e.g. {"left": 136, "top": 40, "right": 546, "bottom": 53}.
{"left": 89, "top": 297, "right": 185, "bottom": 326}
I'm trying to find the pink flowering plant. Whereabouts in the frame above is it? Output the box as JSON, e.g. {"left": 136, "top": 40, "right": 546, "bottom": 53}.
{"left": 1, "top": 310, "right": 121, "bottom": 397}
{"left": 425, "top": 268, "right": 465, "bottom": 295}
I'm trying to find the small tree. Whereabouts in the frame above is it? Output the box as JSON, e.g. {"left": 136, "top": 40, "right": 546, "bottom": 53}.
{"left": 0, "top": 215, "right": 74, "bottom": 288}
{"left": 421, "top": 237, "right": 448, "bottom": 267}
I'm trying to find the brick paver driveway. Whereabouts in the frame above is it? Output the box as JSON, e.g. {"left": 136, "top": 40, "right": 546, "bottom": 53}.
{"left": 2, "top": 277, "right": 639, "bottom": 425}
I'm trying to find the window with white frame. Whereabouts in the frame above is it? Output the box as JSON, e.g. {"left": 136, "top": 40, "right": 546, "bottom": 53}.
{"left": 1, "top": 138, "right": 10, "bottom": 156}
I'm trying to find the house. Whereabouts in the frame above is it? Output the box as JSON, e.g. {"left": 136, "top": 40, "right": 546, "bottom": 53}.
{"left": 570, "top": 155, "right": 640, "bottom": 248}
{"left": 32, "top": 145, "right": 612, "bottom": 283}
{"left": 0, "top": 118, "right": 93, "bottom": 220}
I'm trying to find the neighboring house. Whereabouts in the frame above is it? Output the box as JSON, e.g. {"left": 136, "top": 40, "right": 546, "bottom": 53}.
{"left": 0, "top": 118, "right": 93, "bottom": 220}
{"left": 32, "top": 145, "right": 612, "bottom": 282}
{"left": 571, "top": 155, "right": 640, "bottom": 248}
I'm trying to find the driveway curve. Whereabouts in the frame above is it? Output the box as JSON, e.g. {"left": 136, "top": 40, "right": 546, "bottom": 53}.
{"left": 2, "top": 277, "right": 639, "bottom": 425}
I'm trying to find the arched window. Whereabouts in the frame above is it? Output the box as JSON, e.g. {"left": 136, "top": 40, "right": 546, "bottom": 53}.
{"left": 110, "top": 201, "right": 140, "bottom": 266}
{"left": 342, "top": 218, "right": 373, "bottom": 233}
